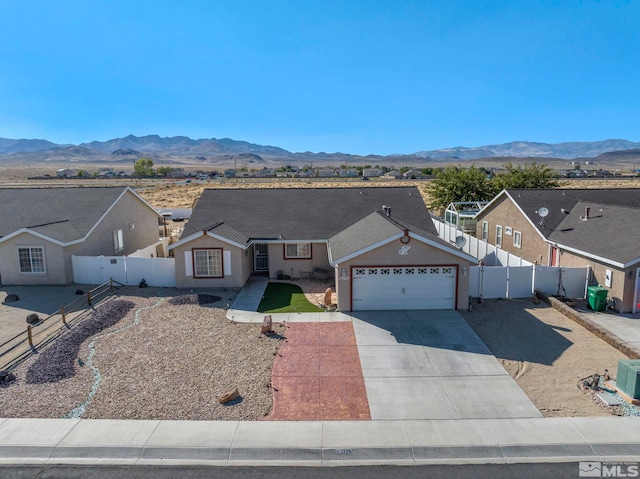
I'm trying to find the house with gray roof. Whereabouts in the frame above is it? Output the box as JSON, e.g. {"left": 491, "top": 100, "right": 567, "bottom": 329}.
{"left": 0, "top": 187, "right": 161, "bottom": 285}
{"left": 169, "top": 187, "right": 476, "bottom": 311}
{"left": 474, "top": 188, "right": 640, "bottom": 313}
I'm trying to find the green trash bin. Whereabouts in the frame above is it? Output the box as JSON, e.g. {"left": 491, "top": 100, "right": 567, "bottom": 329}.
{"left": 587, "top": 285, "right": 608, "bottom": 312}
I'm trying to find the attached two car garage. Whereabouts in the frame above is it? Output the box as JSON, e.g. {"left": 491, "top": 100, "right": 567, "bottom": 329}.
{"left": 351, "top": 265, "right": 457, "bottom": 311}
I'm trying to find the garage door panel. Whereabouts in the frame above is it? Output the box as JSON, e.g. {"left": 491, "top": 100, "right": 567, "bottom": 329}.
{"left": 352, "top": 266, "right": 456, "bottom": 311}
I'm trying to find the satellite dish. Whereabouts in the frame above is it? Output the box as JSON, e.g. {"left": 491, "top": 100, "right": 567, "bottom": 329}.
{"left": 536, "top": 207, "right": 549, "bottom": 218}
{"left": 454, "top": 236, "right": 466, "bottom": 249}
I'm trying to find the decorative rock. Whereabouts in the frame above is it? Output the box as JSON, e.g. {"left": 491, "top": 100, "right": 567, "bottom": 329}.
{"left": 26, "top": 313, "right": 40, "bottom": 325}
{"left": 0, "top": 370, "right": 16, "bottom": 386}
{"left": 4, "top": 294, "right": 19, "bottom": 303}
{"left": 261, "top": 315, "right": 273, "bottom": 334}
{"left": 219, "top": 387, "right": 239, "bottom": 404}
{"left": 324, "top": 288, "right": 333, "bottom": 307}
{"left": 75, "top": 289, "right": 84, "bottom": 295}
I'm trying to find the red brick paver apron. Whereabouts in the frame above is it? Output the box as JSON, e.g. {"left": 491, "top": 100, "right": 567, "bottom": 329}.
{"left": 265, "top": 322, "right": 371, "bottom": 420}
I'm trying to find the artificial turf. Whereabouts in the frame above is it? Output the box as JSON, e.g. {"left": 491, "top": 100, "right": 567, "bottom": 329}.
{"left": 257, "top": 282, "right": 325, "bottom": 313}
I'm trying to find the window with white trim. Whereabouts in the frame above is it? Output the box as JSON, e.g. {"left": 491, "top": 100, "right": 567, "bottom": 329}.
{"left": 481, "top": 221, "right": 488, "bottom": 241}
{"left": 284, "top": 243, "right": 311, "bottom": 259}
{"left": 18, "top": 246, "right": 45, "bottom": 273}
{"left": 496, "top": 225, "right": 503, "bottom": 248}
{"left": 513, "top": 230, "right": 522, "bottom": 248}
{"left": 113, "top": 229, "right": 124, "bottom": 253}
{"left": 193, "top": 249, "right": 223, "bottom": 277}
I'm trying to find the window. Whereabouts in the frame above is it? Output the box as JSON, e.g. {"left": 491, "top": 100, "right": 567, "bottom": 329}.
{"left": 505, "top": 226, "right": 513, "bottom": 236}
{"left": 284, "top": 243, "right": 311, "bottom": 259}
{"left": 496, "top": 225, "right": 503, "bottom": 248}
{"left": 113, "top": 229, "right": 124, "bottom": 253}
{"left": 513, "top": 231, "right": 522, "bottom": 248}
{"left": 481, "top": 221, "right": 488, "bottom": 241}
{"left": 18, "top": 247, "right": 45, "bottom": 273}
{"left": 193, "top": 249, "right": 223, "bottom": 277}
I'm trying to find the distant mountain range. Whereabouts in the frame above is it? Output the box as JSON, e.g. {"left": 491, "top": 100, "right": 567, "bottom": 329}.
{"left": 1, "top": 134, "right": 640, "bottom": 165}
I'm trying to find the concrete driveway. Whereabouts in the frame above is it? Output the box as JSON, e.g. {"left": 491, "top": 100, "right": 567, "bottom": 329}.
{"left": 350, "top": 310, "right": 542, "bottom": 420}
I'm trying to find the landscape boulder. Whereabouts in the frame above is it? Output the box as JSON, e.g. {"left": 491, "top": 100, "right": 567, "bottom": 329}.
{"left": 26, "top": 313, "right": 40, "bottom": 325}
{"left": 4, "top": 294, "right": 19, "bottom": 303}
{"left": 219, "top": 387, "right": 240, "bottom": 404}
{"left": 0, "top": 370, "right": 16, "bottom": 387}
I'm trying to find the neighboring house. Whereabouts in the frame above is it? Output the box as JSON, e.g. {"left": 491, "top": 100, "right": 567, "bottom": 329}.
{"left": 363, "top": 168, "right": 381, "bottom": 178}
{"left": 475, "top": 188, "right": 640, "bottom": 313}
{"left": 0, "top": 187, "right": 161, "bottom": 285}
{"left": 56, "top": 168, "right": 75, "bottom": 178}
{"left": 169, "top": 187, "right": 476, "bottom": 311}
{"left": 97, "top": 170, "right": 117, "bottom": 179}
{"left": 318, "top": 169, "right": 336, "bottom": 178}
{"left": 384, "top": 170, "right": 403, "bottom": 179}
{"left": 402, "top": 169, "right": 424, "bottom": 179}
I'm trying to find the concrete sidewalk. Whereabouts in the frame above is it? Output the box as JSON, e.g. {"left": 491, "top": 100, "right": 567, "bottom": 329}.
{"left": 0, "top": 416, "right": 639, "bottom": 466}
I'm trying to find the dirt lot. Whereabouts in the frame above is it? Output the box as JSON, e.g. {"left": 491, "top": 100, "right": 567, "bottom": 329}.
{"left": 461, "top": 298, "right": 627, "bottom": 417}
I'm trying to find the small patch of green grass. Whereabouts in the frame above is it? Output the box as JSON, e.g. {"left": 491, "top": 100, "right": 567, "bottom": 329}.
{"left": 257, "top": 282, "right": 324, "bottom": 313}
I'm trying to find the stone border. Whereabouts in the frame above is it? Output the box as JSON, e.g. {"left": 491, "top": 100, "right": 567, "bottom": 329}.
{"left": 536, "top": 291, "right": 640, "bottom": 359}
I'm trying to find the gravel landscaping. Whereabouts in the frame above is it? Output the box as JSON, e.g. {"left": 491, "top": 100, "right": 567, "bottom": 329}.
{"left": 0, "top": 287, "right": 285, "bottom": 420}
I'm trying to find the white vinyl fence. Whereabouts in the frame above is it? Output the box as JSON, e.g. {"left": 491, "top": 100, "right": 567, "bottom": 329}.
{"left": 431, "top": 217, "right": 589, "bottom": 299}
{"left": 469, "top": 264, "right": 590, "bottom": 300}
{"left": 432, "top": 217, "right": 532, "bottom": 266}
{"left": 72, "top": 240, "right": 175, "bottom": 287}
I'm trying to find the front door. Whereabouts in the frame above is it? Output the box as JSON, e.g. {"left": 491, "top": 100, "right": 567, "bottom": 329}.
{"left": 254, "top": 244, "right": 269, "bottom": 272}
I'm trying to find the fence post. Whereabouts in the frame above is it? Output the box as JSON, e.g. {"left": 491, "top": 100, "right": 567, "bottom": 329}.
{"left": 87, "top": 291, "right": 92, "bottom": 306}
{"left": 110, "top": 278, "right": 113, "bottom": 291}
{"left": 27, "top": 325, "right": 34, "bottom": 348}
{"left": 61, "top": 306, "right": 66, "bottom": 326}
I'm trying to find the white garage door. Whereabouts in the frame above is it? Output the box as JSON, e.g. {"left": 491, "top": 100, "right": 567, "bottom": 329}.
{"left": 352, "top": 266, "right": 456, "bottom": 311}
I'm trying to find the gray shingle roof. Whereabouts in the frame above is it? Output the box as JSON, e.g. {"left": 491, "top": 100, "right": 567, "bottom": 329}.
{"left": 0, "top": 187, "right": 127, "bottom": 243}
{"left": 548, "top": 202, "right": 640, "bottom": 265}
{"left": 328, "top": 211, "right": 404, "bottom": 261}
{"left": 503, "top": 188, "right": 640, "bottom": 239}
{"left": 182, "top": 187, "right": 436, "bottom": 242}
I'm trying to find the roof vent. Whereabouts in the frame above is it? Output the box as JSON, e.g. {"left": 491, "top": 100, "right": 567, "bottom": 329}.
{"left": 581, "top": 206, "right": 590, "bottom": 221}
{"left": 381, "top": 205, "right": 391, "bottom": 217}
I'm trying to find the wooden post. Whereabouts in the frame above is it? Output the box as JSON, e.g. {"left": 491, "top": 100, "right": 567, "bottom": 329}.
{"left": 110, "top": 278, "right": 113, "bottom": 291}
{"left": 61, "top": 306, "right": 67, "bottom": 326}
{"left": 27, "top": 325, "right": 33, "bottom": 348}
{"left": 87, "top": 291, "right": 92, "bottom": 306}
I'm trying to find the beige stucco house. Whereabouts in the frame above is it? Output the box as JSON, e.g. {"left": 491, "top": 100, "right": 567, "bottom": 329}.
{"left": 170, "top": 187, "right": 476, "bottom": 311}
{"left": 475, "top": 188, "right": 640, "bottom": 313}
{"left": 0, "top": 187, "right": 161, "bottom": 285}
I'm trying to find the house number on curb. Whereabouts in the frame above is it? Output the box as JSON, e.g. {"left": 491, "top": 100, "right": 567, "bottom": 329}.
{"left": 335, "top": 449, "right": 353, "bottom": 455}
{"left": 399, "top": 245, "right": 411, "bottom": 255}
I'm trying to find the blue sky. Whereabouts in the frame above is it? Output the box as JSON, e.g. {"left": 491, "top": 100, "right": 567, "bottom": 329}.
{"left": 0, "top": 1, "right": 638, "bottom": 155}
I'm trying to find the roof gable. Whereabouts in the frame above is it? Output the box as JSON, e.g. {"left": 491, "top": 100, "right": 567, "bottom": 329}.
{"left": 0, "top": 187, "right": 158, "bottom": 245}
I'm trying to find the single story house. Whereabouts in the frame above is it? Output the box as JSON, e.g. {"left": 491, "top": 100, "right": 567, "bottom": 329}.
{"left": 0, "top": 187, "right": 161, "bottom": 285}
{"left": 475, "top": 188, "right": 640, "bottom": 313}
{"left": 169, "top": 187, "right": 476, "bottom": 311}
